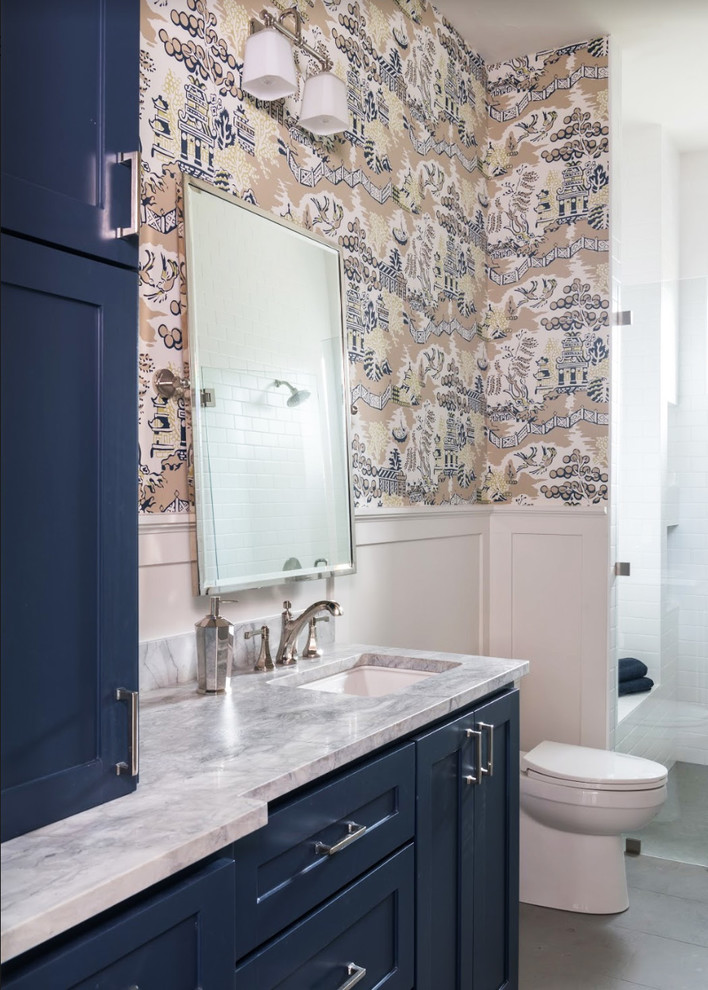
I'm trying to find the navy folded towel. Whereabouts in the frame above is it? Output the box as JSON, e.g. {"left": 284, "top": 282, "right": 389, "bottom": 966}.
{"left": 618, "top": 676, "right": 654, "bottom": 697}
{"left": 618, "top": 657, "right": 648, "bottom": 682}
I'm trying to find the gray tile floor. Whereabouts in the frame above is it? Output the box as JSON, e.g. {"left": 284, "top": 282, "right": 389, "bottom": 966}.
{"left": 520, "top": 855, "right": 708, "bottom": 989}
{"left": 632, "top": 762, "right": 708, "bottom": 867}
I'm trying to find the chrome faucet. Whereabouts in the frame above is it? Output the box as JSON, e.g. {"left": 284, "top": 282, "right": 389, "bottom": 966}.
{"left": 275, "top": 599, "right": 342, "bottom": 666}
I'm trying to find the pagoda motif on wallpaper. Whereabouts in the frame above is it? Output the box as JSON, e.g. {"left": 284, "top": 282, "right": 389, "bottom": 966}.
{"left": 483, "top": 36, "right": 609, "bottom": 504}
{"left": 138, "top": 0, "right": 609, "bottom": 511}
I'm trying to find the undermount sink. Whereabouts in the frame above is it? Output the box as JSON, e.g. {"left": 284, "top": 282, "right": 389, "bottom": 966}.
{"left": 295, "top": 653, "right": 461, "bottom": 698}
{"left": 300, "top": 664, "right": 436, "bottom": 697}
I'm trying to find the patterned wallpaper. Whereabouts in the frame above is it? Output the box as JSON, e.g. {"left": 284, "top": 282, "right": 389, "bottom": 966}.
{"left": 138, "top": 0, "right": 609, "bottom": 513}
{"left": 484, "top": 40, "right": 610, "bottom": 504}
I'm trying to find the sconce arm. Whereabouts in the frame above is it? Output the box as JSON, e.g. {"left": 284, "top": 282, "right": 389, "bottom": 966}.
{"left": 254, "top": 6, "right": 333, "bottom": 73}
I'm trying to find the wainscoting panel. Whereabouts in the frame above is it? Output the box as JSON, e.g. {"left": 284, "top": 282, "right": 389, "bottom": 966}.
{"left": 488, "top": 510, "right": 609, "bottom": 751}
{"left": 336, "top": 510, "right": 488, "bottom": 654}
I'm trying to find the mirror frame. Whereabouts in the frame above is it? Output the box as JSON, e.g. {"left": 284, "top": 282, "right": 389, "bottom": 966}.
{"left": 182, "top": 174, "right": 357, "bottom": 594}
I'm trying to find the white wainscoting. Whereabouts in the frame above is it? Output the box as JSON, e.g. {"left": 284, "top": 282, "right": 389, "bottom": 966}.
{"left": 487, "top": 508, "right": 610, "bottom": 752}
{"left": 336, "top": 508, "right": 490, "bottom": 655}
{"left": 138, "top": 507, "right": 490, "bottom": 652}
{"left": 139, "top": 505, "right": 610, "bottom": 748}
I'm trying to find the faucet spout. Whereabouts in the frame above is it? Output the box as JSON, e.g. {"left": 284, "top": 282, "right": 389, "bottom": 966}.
{"left": 275, "top": 599, "right": 342, "bottom": 666}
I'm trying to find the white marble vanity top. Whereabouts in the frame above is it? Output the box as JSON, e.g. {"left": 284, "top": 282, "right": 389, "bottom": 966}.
{"left": 1, "top": 644, "right": 528, "bottom": 963}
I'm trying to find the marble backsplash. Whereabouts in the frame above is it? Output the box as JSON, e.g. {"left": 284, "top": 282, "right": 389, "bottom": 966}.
{"left": 139, "top": 610, "right": 337, "bottom": 692}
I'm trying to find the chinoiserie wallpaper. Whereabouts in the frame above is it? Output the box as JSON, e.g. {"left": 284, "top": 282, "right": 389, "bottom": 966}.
{"left": 484, "top": 39, "right": 610, "bottom": 504}
{"left": 138, "top": 0, "right": 609, "bottom": 513}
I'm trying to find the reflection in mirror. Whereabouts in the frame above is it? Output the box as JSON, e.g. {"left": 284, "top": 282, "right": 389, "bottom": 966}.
{"left": 183, "top": 177, "right": 355, "bottom": 593}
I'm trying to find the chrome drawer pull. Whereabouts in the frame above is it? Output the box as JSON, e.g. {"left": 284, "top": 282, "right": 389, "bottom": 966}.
{"left": 464, "top": 728, "right": 483, "bottom": 785}
{"left": 115, "top": 688, "right": 139, "bottom": 777}
{"left": 315, "top": 821, "right": 367, "bottom": 856}
{"left": 479, "top": 721, "right": 494, "bottom": 777}
{"left": 337, "top": 962, "right": 367, "bottom": 990}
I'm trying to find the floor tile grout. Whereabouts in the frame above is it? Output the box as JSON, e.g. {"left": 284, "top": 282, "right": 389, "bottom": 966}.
{"left": 520, "top": 853, "right": 708, "bottom": 990}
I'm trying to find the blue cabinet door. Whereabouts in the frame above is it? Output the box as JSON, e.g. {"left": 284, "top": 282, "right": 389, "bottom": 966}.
{"left": 415, "top": 707, "right": 477, "bottom": 990}
{"left": 1, "top": 235, "right": 138, "bottom": 841}
{"left": 0, "top": 0, "right": 139, "bottom": 267}
{"left": 415, "top": 690, "right": 520, "bottom": 990}
{"left": 2, "top": 859, "right": 235, "bottom": 989}
{"left": 472, "top": 691, "right": 520, "bottom": 990}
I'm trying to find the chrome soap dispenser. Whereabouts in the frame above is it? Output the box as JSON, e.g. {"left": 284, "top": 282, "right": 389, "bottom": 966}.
{"left": 195, "top": 596, "right": 236, "bottom": 693}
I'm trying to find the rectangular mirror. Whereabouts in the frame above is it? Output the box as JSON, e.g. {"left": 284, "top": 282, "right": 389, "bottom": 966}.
{"left": 183, "top": 176, "right": 355, "bottom": 593}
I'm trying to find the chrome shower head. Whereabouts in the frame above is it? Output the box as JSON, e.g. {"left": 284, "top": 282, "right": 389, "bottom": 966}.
{"left": 273, "top": 379, "right": 311, "bottom": 407}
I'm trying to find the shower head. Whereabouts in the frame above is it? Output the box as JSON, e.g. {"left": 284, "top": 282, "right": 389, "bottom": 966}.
{"left": 273, "top": 379, "right": 311, "bottom": 407}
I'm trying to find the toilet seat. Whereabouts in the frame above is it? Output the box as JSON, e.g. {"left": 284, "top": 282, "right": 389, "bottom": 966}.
{"left": 523, "top": 741, "right": 667, "bottom": 791}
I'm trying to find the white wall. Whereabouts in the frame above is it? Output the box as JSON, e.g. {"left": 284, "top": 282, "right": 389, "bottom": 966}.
{"left": 679, "top": 151, "right": 708, "bottom": 279}
{"left": 140, "top": 505, "right": 611, "bottom": 750}
{"left": 139, "top": 508, "right": 489, "bottom": 653}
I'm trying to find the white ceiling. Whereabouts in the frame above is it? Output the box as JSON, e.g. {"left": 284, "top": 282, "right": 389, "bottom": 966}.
{"left": 433, "top": 0, "right": 708, "bottom": 151}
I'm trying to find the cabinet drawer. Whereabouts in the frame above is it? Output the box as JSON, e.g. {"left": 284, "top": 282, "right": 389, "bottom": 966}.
{"left": 3, "top": 859, "right": 235, "bottom": 990}
{"left": 236, "top": 844, "right": 414, "bottom": 990}
{"left": 234, "top": 743, "right": 415, "bottom": 959}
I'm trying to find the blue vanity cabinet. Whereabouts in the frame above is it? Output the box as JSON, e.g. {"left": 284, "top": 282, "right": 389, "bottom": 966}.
{"left": 0, "top": 0, "right": 140, "bottom": 266}
{"left": 2, "top": 859, "right": 236, "bottom": 990}
{"left": 415, "top": 689, "right": 519, "bottom": 990}
{"left": 1, "top": 685, "right": 520, "bottom": 985}
{"left": 0, "top": 235, "right": 139, "bottom": 841}
{"left": 0, "top": 0, "right": 139, "bottom": 841}
{"left": 232, "top": 689, "right": 518, "bottom": 990}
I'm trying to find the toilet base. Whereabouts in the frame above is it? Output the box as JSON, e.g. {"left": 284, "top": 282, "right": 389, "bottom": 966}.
{"left": 520, "top": 807, "right": 629, "bottom": 914}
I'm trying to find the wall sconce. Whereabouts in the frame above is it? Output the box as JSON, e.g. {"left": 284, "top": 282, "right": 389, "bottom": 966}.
{"left": 242, "top": 6, "right": 349, "bottom": 136}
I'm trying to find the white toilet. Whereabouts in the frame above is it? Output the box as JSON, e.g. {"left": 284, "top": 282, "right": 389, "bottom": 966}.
{"left": 520, "top": 741, "right": 667, "bottom": 914}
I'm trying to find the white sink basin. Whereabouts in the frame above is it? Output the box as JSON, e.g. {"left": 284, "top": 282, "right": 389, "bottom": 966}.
{"left": 299, "top": 664, "right": 437, "bottom": 698}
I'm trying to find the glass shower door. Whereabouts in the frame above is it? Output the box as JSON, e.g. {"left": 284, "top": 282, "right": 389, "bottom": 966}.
{"left": 612, "top": 275, "right": 708, "bottom": 866}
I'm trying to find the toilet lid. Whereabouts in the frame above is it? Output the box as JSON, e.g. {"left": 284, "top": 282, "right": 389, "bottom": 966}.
{"left": 524, "top": 741, "right": 667, "bottom": 790}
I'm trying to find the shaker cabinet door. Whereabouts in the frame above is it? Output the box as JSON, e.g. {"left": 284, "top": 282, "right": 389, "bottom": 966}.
{"left": 0, "top": 235, "right": 138, "bottom": 841}
{"left": 415, "top": 689, "right": 520, "bottom": 990}
{"left": 472, "top": 690, "right": 520, "bottom": 990}
{"left": 2, "top": 859, "right": 235, "bottom": 990}
{"left": 415, "top": 707, "right": 477, "bottom": 990}
{"left": 0, "top": 0, "right": 139, "bottom": 267}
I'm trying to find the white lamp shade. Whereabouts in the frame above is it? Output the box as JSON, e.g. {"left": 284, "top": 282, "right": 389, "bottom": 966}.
{"left": 242, "top": 27, "right": 297, "bottom": 100}
{"left": 299, "top": 72, "right": 349, "bottom": 135}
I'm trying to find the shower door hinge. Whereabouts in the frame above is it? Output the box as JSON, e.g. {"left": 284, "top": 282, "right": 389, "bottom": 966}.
{"left": 614, "top": 561, "right": 631, "bottom": 576}
{"left": 200, "top": 388, "right": 215, "bottom": 407}
{"left": 613, "top": 310, "right": 633, "bottom": 326}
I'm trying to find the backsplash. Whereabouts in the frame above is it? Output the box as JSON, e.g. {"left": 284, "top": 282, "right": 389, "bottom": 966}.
{"left": 140, "top": 607, "right": 336, "bottom": 690}
{"left": 139, "top": 0, "right": 609, "bottom": 510}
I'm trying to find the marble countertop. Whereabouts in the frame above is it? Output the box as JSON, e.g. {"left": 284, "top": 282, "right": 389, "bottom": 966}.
{"left": 1, "top": 644, "right": 528, "bottom": 964}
